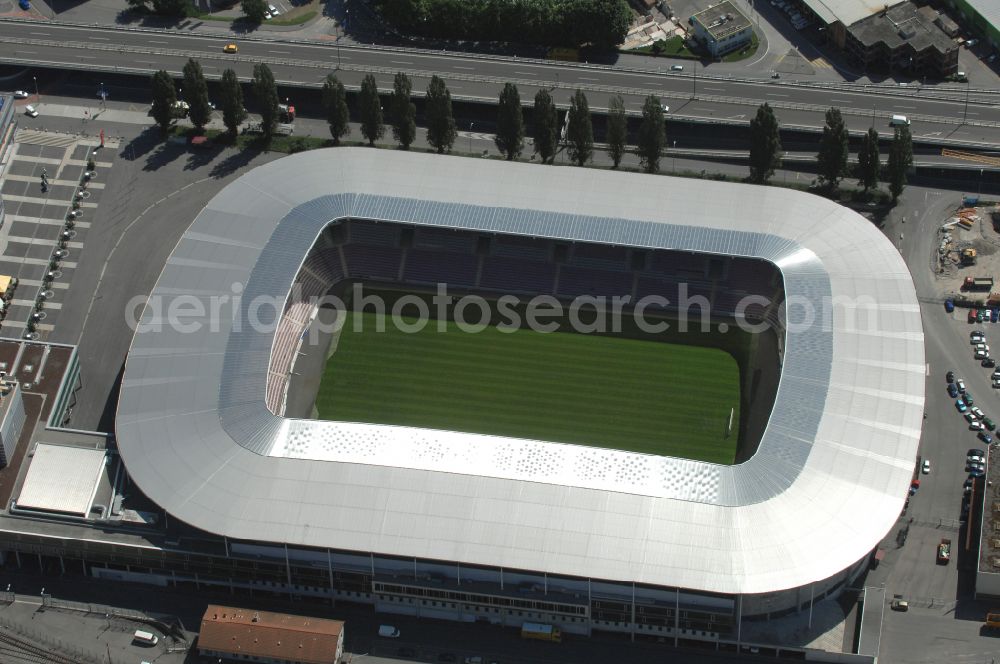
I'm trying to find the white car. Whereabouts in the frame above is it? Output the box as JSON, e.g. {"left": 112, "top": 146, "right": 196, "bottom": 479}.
{"left": 264, "top": 11, "right": 272, "bottom": 19}
{"left": 922, "top": 459, "right": 931, "bottom": 474}
{"left": 976, "top": 343, "right": 990, "bottom": 352}
{"left": 992, "top": 378, "right": 1000, "bottom": 389}
{"left": 970, "top": 420, "right": 985, "bottom": 431}
{"left": 976, "top": 349, "right": 989, "bottom": 359}
{"left": 958, "top": 378, "right": 967, "bottom": 393}
{"left": 671, "top": 64, "right": 684, "bottom": 71}
{"left": 24, "top": 105, "right": 38, "bottom": 118}
{"left": 13, "top": 90, "right": 29, "bottom": 99}
{"left": 268, "top": 3, "right": 280, "bottom": 14}
{"left": 972, "top": 406, "right": 985, "bottom": 419}
{"left": 662, "top": 105, "right": 670, "bottom": 113}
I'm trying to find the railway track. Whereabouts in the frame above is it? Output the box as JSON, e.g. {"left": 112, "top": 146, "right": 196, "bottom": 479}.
{"left": 0, "top": 628, "right": 85, "bottom": 664}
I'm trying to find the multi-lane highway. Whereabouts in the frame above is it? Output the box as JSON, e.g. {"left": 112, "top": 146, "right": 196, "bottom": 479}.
{"left": 3, "top": 20, "right": 1000, "bottom": 146}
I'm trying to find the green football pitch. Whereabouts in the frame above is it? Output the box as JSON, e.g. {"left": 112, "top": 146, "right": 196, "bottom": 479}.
{"left": 315, "top": 312, "right": 742, "bottom": 463}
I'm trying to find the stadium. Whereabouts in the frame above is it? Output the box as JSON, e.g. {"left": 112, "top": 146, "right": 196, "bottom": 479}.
{"left": 110, "top": 148, "right": 923, "bottom": 644}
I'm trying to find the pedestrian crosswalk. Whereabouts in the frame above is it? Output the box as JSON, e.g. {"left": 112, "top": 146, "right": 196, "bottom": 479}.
{"left": 810, "top": 56, "right": 833, "bottom": 69}
{"left": 14, "top": 129, "right": 79, "bottom": 149}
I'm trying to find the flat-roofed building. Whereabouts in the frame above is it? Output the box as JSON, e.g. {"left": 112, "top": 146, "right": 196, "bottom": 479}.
{"left": 689, "top": 1, "right": 753, "bottom": 56}
{"left": 198, "top": 604, "right": 344, "bottom": 664}
{"left": 796, "top": 0, "right": 958, "bottom": 77}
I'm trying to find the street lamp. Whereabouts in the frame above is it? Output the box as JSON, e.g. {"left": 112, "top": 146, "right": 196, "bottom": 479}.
{"left": 963, "top": 79, "right": 970, "bottom": 124}
{"left": 469, "top": 122, "right": 474, "bottom": 153}
{"left": 33, "top": 75, "right": 38, "bottom": 100}
{"left": 672, "top": 140, "right": 677, "bottom": 173}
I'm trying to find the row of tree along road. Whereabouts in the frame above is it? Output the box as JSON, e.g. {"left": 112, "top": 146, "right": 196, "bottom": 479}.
{"left": 149, "top": 61, "right": 915, "bottom": 202}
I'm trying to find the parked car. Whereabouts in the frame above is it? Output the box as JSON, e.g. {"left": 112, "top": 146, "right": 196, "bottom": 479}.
{"left": 983, "top": 417, "right": 996, "bottom": 431}
{"left": 970, "top": 466, "right": 986, "bottom": 478}
{"left": 971, "top": 330, "right": 984, "bottom": 338}
{"left": 24, "top": 105, "right": 38, "bottom": 117}
{"left": 948, "top": 383, "right": 959, "bottom": 397}
{"left": 922, "top": 459, "right": 931, "bottom": 474}
{"left": 978, "top": 432, "right": 993, "bottom": 444}
{"left": 984, "top": 358, "right": 997, "bottom": 368}
{"left": 972, "top": 406, "right": 985, "bottom": 419}
{"left": 13, "top": 90, "right": 28, "bottom": 99}
{"left": 671, "top": 64, "right": 684, "bottom": 71}
{"left": 979, "top": 310, "right": 985, "bottom": 322}
{"left": 947, "top": 370, "right": 955, "bottom": 383}
{"left": 964, "top": 393, "right": 975, "bottom": 405}
{"left": 945, "top": 299, "right": 955, "bottom": 312}
{"left": 958, "top": 379, "right": 967, "bottom": 393}
{"left": 970, "top": 420, "right": 984, "bottom": 431}
{"left": 968, "top": 448, "right": 986, "bottom": 461}
{"left": 992, "top": 378, "right": 1000, "bottom": 389}
{"left": 976, "top": 349, "right": 988, "bottom": 359}
{"left": 957, "top": 399, "right": 969, "bottom": 413}
{"left": 976, "top": 343, "right": 990, "bottom": 352}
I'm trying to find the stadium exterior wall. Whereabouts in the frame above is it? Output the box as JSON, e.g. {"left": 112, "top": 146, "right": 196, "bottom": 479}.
{"left": 114, "top": 149, "right": 923, "bottom": 623}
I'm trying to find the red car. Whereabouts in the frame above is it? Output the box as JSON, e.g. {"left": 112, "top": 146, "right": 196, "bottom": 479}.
{"left": 970, "top": 308, "right": 979, "bottom": 323}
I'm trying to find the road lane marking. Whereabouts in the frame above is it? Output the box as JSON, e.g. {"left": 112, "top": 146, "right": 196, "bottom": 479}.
{"left": 90, "top": 37, "right": 109, "bottom": 41}
{"left": 898, "top": 105, "right": 915, "bottom": 110}
{"left": 579, "top": 77, "right": 599, "bottom": 81}
{"left": 767, "top": 93, "right": 788, "bottom": 97}
{"left": 514, "top": 71, "right": 537, "bottom": 76}
{"left": 390, "top": 60, "right": 412, "bottom": 65}
{"left": 29, "top": 32, "right": 50, "bottom": 36}
{"left": 831, "top": 98, "right": 850, "bottom": 103}
{"left": 150, "top": 40, "right": 168, "bottom": 44}
{"left": 453, "top": 66, "right": 474, "bottom": 70}
{"left": 269, "top": 50, "right": 290, "bottom": 54}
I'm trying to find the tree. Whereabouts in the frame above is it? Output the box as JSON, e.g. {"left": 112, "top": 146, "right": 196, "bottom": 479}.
{"left": 219, "top": 68, "right": 246, "bottom": 137}
{"left": 390, "top": 72, "right": 416, "bottom": 149}
{"left": 242, "top": 0, "right": 267, "bottom": 23}
{"left": 856, "top": 127, "right": 880, "bottom": 192}
{"left": 182, "top": 58, "right": 212, "bottom": 131}
{"left": 425, "top": 75, "right": 457, "bottom": 154}
{"left": 605, "top": 95, "right": 628, "bottom": 169}
{"left": 532, "top": 89, "right": 558, "bottom": 164}
{"left": 886, "top": 124, "right": 913, "bottom": 202}
{"left": 322, "top": 74, "right": 351, "bottom": 145}
{"left": 126, "top": 0, "right": 149, "bottom": 12}
{"left": 252, "top": 63, "right": 280, "bottom": 138}
{"left": 637, "top": 95, "right": 666, "bottom": 174}
{"left": 358, "top": 75, "right": 385, "bottom": 146}
{"left": 748, "top": 102, "right": 782, "bottom": 184}
{"left": 151, "top": 0, "right": 190, "bottom": 15}
{"left": 494, "top": 83, "right": 524, "bottom": 160}
{"left": 566, "top": 89, "right": 593, "bottom": 167}
{"left": 816, "top": 107, "right": 848, "bottom": 191}
{"left": 150, "top": 70, "right": 177, "bottom": 135}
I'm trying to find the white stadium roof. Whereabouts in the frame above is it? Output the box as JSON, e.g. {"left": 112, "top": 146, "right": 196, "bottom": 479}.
{"left": 117, "top": 148, "right": 923, "bottom": 596}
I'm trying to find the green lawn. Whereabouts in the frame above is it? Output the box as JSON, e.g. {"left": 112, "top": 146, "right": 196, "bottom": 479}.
{"left": 315, "top": 312, "right": 742, "bottom": 463}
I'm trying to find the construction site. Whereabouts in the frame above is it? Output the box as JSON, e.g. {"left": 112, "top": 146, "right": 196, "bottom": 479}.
{"left": 936, "top": 201, "right": 1000, "bottom": 303}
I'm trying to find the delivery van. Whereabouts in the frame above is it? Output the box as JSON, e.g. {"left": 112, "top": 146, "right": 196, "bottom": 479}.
{"left": 378, "top": 624, "right": 400, "bottom": 638}
{"left": 133, "top": 630, "right": 158, "bottom": 645}
{"left": 890, "top": 114, "right": 910, "bottom": 126}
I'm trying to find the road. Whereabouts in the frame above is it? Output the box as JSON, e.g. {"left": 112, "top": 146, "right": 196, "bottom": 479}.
{"left": 4, "top": 20, "right": 1000, "bottom": 147}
